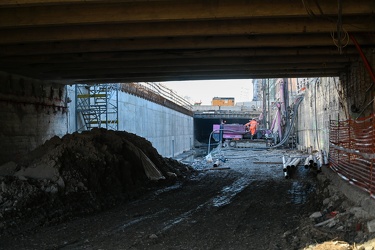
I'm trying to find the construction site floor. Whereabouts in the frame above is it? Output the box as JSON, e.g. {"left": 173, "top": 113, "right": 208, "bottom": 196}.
{"left": 1, "top": 143, "right": 374, "bottom": 249}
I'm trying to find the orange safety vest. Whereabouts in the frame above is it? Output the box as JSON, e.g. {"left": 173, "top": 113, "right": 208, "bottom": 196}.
{"left": 249, "top": 120, "right": 257, "bottom": 128}
{"left": 249, "top": 120, "right": 257, "bottom": 135}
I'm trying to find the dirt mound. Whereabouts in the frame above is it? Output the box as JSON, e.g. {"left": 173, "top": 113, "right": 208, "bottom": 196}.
{"left": 0, "top": 128, "right": 192, "bottom": 235}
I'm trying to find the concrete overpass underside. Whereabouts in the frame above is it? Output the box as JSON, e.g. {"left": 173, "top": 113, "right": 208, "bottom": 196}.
{"left": 0, "top": 0, "right": 374, "bottom": 83}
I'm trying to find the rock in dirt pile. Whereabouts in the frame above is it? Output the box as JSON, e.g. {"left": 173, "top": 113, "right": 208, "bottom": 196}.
{"left": 0, "top": 128, "right": 192, "bottom": 234}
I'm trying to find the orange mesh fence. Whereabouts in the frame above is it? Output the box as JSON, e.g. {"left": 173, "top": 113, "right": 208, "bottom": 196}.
{"left": 329, "top": 114, "right": 375, "bottom": 199}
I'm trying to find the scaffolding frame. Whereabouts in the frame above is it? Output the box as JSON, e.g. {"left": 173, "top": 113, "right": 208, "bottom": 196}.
{"left": 75, "top": 83, "right": 119, "bottom": 132}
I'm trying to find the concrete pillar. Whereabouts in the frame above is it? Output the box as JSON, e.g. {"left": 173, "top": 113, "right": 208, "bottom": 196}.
{"left": 0, "top": 72, "right": 69, "bottom": 164}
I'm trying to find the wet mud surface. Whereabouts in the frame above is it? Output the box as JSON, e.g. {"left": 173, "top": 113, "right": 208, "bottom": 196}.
{"left": 0, "top": 146, "right": 322, "bottom": 249}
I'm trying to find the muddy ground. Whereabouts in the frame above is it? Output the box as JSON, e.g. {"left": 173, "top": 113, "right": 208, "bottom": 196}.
{"left": 0, "top": 130, "right": 374, "bottom": 249}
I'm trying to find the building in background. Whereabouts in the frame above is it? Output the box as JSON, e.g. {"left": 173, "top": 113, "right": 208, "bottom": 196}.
{"left": 211, "top": 97, "right": 235, "bottom": 106}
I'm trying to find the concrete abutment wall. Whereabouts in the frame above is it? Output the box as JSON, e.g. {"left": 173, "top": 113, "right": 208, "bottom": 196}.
{"left": 0, "top": 72, "right": 69, "bottom": 165}
{"left": 297, "top": 48, "right": 374, "bottom": 152}
{"left": 296, "top": 48, "right": 375, "bottom": 206}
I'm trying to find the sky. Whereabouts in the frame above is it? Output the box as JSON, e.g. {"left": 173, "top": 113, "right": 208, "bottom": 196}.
{"left": 160, "top": 79, "right": 253, "bottom": 105}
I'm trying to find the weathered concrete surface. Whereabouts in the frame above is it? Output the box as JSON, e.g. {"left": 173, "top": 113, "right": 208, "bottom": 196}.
{"left": 296, "top": 52, "right": 375, "bottom": 214}
{"left": 67, "top": 84, "right": 194, "bottom": 158}
{"left": 118, "top": 91, "right": 194, "bottom": 157}
{"left": 296, "top": 77, "right": 346, "bottom": 153}
{"left": 0, "top": 72, "right": 68, "bottom": 165}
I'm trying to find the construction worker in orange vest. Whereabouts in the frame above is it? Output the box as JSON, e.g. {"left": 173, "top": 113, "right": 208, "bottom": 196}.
{"left": 245, "top": 118, "right": 258, "bottom": 139}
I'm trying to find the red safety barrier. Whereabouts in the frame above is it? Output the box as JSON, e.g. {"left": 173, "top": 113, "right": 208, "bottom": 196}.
{"left": 329, "top": 114, "right": 375, "bottom": 199}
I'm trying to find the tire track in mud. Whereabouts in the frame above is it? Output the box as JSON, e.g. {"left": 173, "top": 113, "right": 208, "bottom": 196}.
{"left": 143, "top": 172, "right": 254, "bottom": 235}
{"left": 109, "top": 170, "right": 253, "bottom": 237}
{"left": 103, "top": 171, "right": 254, "bottom": 249}
{"left": 211, "top": 176, "right": 252, "bottom": 207}
{"left": 114, "top": 208, "right": 169, "bottom": 233}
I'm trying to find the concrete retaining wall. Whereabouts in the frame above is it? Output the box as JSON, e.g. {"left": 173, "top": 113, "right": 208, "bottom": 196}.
{"left": 67, "top": 85, "right": 194, "bottom": 157}
{"left": 297, "top": 48, "right": 374, "bottom": 152}
{"left": 296, "top": 77, "right": 346, "bottom": 153}
{"left": 118, "top": 91, "right": 193, "bottom": 157}
{"left": 297, "top": 49, "right": 375, "bottom": 207}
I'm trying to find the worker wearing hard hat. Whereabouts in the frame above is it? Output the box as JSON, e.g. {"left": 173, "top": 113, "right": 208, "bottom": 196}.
{"left": 245, "top": 118, "right": 258, "bottom": 139}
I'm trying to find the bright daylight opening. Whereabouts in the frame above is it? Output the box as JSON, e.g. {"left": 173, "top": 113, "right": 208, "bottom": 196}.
{"left": 161, "top": 79, "right": 254, "bottom": 105}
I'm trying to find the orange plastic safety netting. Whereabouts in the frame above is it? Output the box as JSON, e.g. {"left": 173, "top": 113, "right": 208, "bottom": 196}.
{"left": 329, "top": 114, "right": 375, "bottom": 199}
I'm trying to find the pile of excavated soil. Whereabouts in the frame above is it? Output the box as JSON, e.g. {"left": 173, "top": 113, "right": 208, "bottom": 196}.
{"left": 0, "top": 128, "right": 192, "bottom": 235}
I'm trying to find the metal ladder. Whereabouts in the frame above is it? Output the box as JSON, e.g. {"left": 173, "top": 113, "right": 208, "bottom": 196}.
{"left": 75, "top": 83, "right": 119, "bottom": 132}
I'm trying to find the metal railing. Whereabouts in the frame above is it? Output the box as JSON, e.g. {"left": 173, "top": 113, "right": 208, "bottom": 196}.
{"left": 120, "top": 82, "right": 193, "bottom": 116}
{"left": 146, "top": 82, "right": 193, "bottom": 110}
{"left": 329, "top": 114, "right": 375, "bottom": 199}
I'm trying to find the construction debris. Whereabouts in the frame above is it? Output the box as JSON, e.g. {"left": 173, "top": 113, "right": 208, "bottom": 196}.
{"left": 0, "top": 128, "right": 192, "bottom": 234}
{"left": 296, "top": 168, "right": 375, "bottom": 250}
